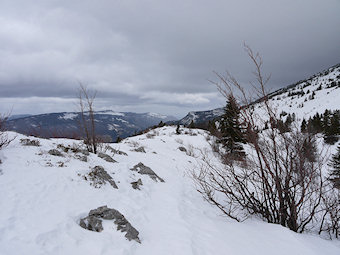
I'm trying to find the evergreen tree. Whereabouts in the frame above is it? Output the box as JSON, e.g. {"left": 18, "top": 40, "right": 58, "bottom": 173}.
{"left": 328, "top": 144, "right": 340, "bottom": 189}
{"left": 188, "top": 120, "right": 195, "bottom": 129}
{"left": 219, "top": 95, "right": 245, "bottom": 156}
{"left": 301, "top": 119, "right": 307, "bottom": 132}
{"left": 158, "top": 121, "right": 165, "bottom": 127}
{"left": 176, "top": 124, "right": 181, "bottom": 134}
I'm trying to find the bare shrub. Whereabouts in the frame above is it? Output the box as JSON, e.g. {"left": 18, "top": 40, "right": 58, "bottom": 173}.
{"left": 78, "top": 84, "right": 98, "bottom": 154}
{"left": 0, "top": 113, "right": 14, "bottom": 150}
{"left": 192, "top": 45, "right": 337, "bottom": 236}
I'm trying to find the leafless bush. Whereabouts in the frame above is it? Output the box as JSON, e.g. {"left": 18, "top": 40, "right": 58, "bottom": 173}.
{"left": 78, "top": 84, "right": 97, "bottom": 154}
{"left": 192, "top": 45, "right": 337, "bottom": 237}
{"left": 0, "top": 113, "right": 14, "bottom": 150}
{"left": 319, "top": 187, "right": 340, "bottom": 239}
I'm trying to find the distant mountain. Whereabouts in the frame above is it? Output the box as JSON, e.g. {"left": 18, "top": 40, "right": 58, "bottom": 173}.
{"left": 6, "top": 110, "right": 177, "bottom": 141}
{"left": 179, "top": 63, "right": 340, "bottom": 126}
{"left": 8, "top": 114, "right": 32, "bottom": 120}
{"left": 178, "top": 108, "right": 224, "bottom": 126}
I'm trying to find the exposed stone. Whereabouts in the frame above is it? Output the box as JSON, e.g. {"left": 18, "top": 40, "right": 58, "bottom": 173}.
{"left": 178, "top": 146, "right": 187, "bottom": 152}
{"left": 87, "top": 166, "right": 118, "bottom": 189}
{"left": 130, "top": 162, "right": 165, "bottom": 182}
{"left": 20, "top": 138, "right": 40, "bottom": 146}
{"left": 131, "top": 178, "right": 143, "bottom": 190}
{"left": 80, "top": 149, "right": 90, "bottom": 156}
{"left": 80, "top": 205, "right": 141, "bottom": 243}
{"left": 57, "top": 144, "right": 70, "bottom": 152}
{"left": 106, "top": 146, "right": 128, "bottom": 156}
{"left": 79, "top": 215, "right": 103, "bottom": 232}
{"left": 98, "top": 152, "right": 117, "bottom": 163}
{"left": 48, "top": 149, "right": 63, "bottom": 157}
{"left": 133, "top": 147, "right": 146, "bottom": 153}
{"left": 75, "top": 155, "right": 87, "bottom": 162}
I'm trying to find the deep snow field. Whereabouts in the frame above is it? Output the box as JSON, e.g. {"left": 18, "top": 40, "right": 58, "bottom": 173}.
{"left": 0, "top": 127, "right": 339, "bottom": 255}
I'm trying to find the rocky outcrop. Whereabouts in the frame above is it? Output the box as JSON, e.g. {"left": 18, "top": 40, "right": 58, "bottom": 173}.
{"left": 178, "top": 146, "right": 187, "bottom": 152}
{"left": 48, "top": 149, "right": 63, "bottom": 157}
{"left": 20, "top": 138, "right": 40, "bottom": 146}
{"left": 79, "top": 205, "right": 141, "bottom": 243}
{"left": 131, "top": 178, "right": 143, "bottom": 190}
{"left": 130, "top": 162, "right": 165, "bottom": 182}
{"left": 87, "top": 166, "right": 118, "bottom": 189}
{"left": 98, "top": 152, "right": 117, "bottom": 163}
{"left": 75, "top": 154, "right": 87, "bottom": 162}
{"left": 133, "top": 147, "right": 146, "bottom": 153}
{"left": 79, "top": 216, "right": 103, "bottom": 232}
{"left": 106, "top": 146, "right": 128, "bottom": 156}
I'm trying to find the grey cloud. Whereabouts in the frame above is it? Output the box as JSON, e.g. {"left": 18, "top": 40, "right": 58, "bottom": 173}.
{"left": 0, "top": 0, "right": 339, "bottom": 117}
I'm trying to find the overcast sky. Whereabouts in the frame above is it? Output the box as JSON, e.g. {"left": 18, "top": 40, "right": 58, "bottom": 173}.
{"left": 0, "top": 0, "right": 339, "bottom": 118}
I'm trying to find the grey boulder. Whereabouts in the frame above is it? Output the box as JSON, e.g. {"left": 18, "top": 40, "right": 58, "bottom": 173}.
{"left": 88, "top": 166, "right": 118, "bottom": 189}
{"left": 80, "top": 205, "right": 141, "bottom": 243}
{"left": 130, "top": 162, "right": 165, "bottom": 182}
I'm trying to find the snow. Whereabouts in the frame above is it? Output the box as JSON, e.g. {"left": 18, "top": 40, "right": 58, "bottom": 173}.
{"left": 59, "top": 113, "right": 78, "bottom": 120}
{"left": 0, "top": 128, "right": 339, "bottom": 254}
{"left": 251, "top": 65, "right": 340, "bottom": 125}
{"left": 147, "top": 112, "right": 168, "bottom": 119}
{"left": 96, "top": 110, "right": 125, "bottom": 116}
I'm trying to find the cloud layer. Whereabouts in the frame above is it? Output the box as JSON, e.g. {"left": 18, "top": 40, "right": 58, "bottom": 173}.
{"left": 0, "top": 0, "right": 339, "bottom": 117}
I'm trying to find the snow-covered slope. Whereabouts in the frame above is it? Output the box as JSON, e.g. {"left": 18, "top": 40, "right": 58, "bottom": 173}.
{"left": 253, "top": 64, "right": 340, "bottom": 121}
{"left": 179, "top": 64, "right": 340, "bottom": 127}
{"left": 0, "top": 127, "right": 339, "bottom": 255}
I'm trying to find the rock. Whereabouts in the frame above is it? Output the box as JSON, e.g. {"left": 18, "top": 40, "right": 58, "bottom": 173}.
{"left": 57, "top": 144, "right": 70, "bottom": 152}
{"left": 20, "top": 138, "right": 40, "bottom": 146}
{"left": 48, "top": 149, "right": 63, "bottom": 157}
{"left": 79, "top": 216, "right": 103, "bottom": 232}
{"left": 98, "top": 152, "right": 117, "bottom": 163}
{"left": 106, "top": 146, "right": 128, "bottom": 156}
{"left": 133, "top": 147, "right": 146, "bottom": 153}
{"left": 80, "top": 149, "right": 90, "bottom": 156}
{"left": 81, "top": 205, "right": 141, "bottom": 243}
{"left": 89, "top": 205, "right": 122, "bottom": 220}
{"left": 178, "top": 146, "right": 187, "bottom": 152}
{"left": 75, "top": 155, "right": 87, "bottom": 162}
{"left": 88, "top": 166, "right": 118, "bottom": 189}
{"left": 131, "top": 178, "right": 143, "bottom": 190}
{"left": 130, "top": 162, "right": 165, "bottom": 182}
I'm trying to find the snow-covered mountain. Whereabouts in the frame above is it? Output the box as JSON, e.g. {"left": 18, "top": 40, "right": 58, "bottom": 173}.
{"left": 0, "top": 127, "right": 339, "bottom": 254}
{"left": 179, "top": 63, "right": 340, "bottom": 125}
{"left": 254, "top": 63, "right": 340, "bottom": 121}
{"left": 6, "top": 110, "right": 177, "bottom": 141}
{"left": 178, "top": 108, "right": 224, "bottom": 126}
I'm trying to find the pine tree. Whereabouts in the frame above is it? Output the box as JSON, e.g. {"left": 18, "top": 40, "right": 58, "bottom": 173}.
{"left": 219, "top": 95, "right": 245, "bottom": 156}
{"left": 176, "top": 124, "right": 181, "bottom": 134}
{"left": 158, "top": 121, "right": 165, "bottom": 127}
{"left": 301, "top": 119, "right": 307, "bottom": 132}
{"left": 188, "top": 120, "right": 195, "bottom": 129}
{"left": 328, "top": 144, "right": 340, "bottom": 189}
